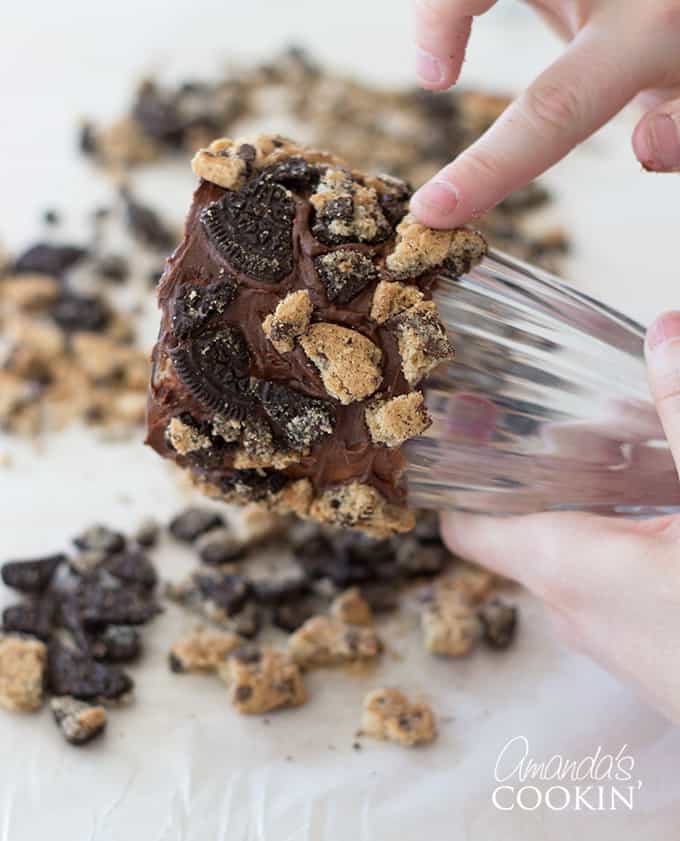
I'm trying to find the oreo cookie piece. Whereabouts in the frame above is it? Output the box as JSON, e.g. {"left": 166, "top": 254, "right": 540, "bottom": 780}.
{"left": 14, "top": 242, "right": 87, "bottom": 276}
{"left": 105, "top": 549, "right": 158, "bottom": 590}
{"left": 169, "top": 507, "right": 225, "bottom": 542}
{"left": 171, "top": 327, "right": 254, "bottom": 420}
{"left": 314, "top": 250, "right": 377, "bottom": 304}
{"left": 171, "top": 278, "right": 239, "bottom": 340}
{"left": 260, "top": 156, "right": 322, "bottom": 192}
{"left": 50, "top": 292, "right": 111, "bottom": 332}
{"left": 193, "top": 573, "right": 251, "bottom": 617}
{"left": 73, "top": 525, "right": 126, "bottom": 556}
{"left": 89, "top": 626, "right": 142, "bottom": 663}
{"left": 76, "top": 577, "right": 161, "bottom": 628}
{"left": 201, "top": 178, "right": 295, "bottom": 282}
{"left": 2, "top": 598, "right": 56, "bottom": 640}
{"left": 1, "top": 553, "right": 65, "bottom": 594}
{"left": 256, "top": 381, "right": 334, "bottom": 450}
{"left": 47, "top": 642, "right": 133, "bottom": 701}
{"left": 123, "top": 190, "right": 176, "bottom": 251}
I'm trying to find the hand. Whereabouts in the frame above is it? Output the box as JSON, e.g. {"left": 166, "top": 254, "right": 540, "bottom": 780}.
{"left": 411, "top": 0, "right": 680, "bottom": 228}
{"left": 440, "top": 311, "right": 680, "bottom": 722}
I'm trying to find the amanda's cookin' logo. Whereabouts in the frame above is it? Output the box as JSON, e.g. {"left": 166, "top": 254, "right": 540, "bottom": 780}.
{"left": 492, "top": 736, "right": 643, "bottom": 812}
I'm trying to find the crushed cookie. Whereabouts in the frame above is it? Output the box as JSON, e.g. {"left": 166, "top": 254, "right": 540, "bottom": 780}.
{"left": 391, "top": 301, "right": 455, "bottom": 386}
{"left": 365, "top": 392, "right": 431, "bottom": 447}
{"left": 361, "top": 688, "right": 436, "bottom": 747}
{"left": 262, "top": 290, "right": 312, "bottom": 353}
{"left": 300, "top": 323, "right": 382, "bottom": 405}
{"left": 421, "top": 581, "right": 483, "bottom": 657}
{"left": 218, "top": 647, "right": 307, "bottom": 714}
{"left": 330, "top": 587, "right": 373, "bottom": 626}
{"left": 310, "top": 482, "right": 414, "bottom": 539}
{"left": 0, "top": 635, "right": 46, "bottom": 712}
{"left": 369, "top": 279, "right": 423, "bottom": 324}
{"left": 169, "top": 628, "right": 242, "bottom": 673}
{"left": 288, "top": 616, "right": 380, "bottom": 668}
{"left": 51, "top": 696, "right": 107, "bottom": 745}
{"left": 386, "top": 214, "right": 487, "bottom": 280}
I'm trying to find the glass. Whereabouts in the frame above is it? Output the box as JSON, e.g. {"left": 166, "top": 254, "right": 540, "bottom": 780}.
{"left": 405, "top": 249, "right": 680, "bottom": 515}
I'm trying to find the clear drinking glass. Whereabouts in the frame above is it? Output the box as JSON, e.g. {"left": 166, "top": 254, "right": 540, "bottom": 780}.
{"left": 405, "top": 249, "right": 680, "bottom": 515}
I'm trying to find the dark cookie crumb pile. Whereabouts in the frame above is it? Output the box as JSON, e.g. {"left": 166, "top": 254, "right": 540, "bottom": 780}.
{"left": 0, "top": 519, "right": 163, "bottom": 746}
{"left": 146, "top": 134, "right": 488, "bottom": 536}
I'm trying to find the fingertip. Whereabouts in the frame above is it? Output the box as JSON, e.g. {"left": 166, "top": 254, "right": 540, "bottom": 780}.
{"left": 410, "top": 178, "right": 465, "bottom": 228}
{"left": 632, "top": 110, "right": 680, "bottom": 172}
{"left": 645, "top": 310, "right": 680, "bottom": 355}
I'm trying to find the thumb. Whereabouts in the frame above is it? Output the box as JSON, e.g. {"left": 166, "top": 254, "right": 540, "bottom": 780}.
{"left": 645, "top": 311, "right": 680, "bottom": 474}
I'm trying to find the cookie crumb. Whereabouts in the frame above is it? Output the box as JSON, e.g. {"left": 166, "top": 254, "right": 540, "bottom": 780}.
{"left": 262, "top": 290, "right": 312, "bottom": 353}
{"left": 166, "top": 416, "right": 212, "bottom": 454}
{"left": 169, "top": 628, "right": 242, "bottom": 673}
{"left": 361, "top": 687, "right": 436, "bottom": 747}
{"left": 191, "top": 138, "right": 249, "bottom": 190}
{"left": 330, "top": 587, "right": 373, "bottom": 626}
{"left": 365, "top": 392, "right": 431, "bottom": 447}
{"left": 51, "top": 696, "right": 107, "bottom": 745}
{"left": 421, "top": 580, "right": 483, "bottom": 656}
{"left": 309, "top": 481, "right": 414, "bottom": 538}
{"left": 369, "top": 280, "right": 423, "bottom": 324}
{"left": 288, "top": 616, "right": 380, "bottom": 668}
{"left": 0, "top": 635, "right": 46, "bottom": 712}
{"left": 300, "top": 323, "right": 382, "bottom": 405}
{"left": 386, "top": 214, "right": 487, "bottom": 280}
{"left": 218, "top": 647, "right": 307, "bottom": 714}
{"left": 392, "top": 301, "right": 455, "bottom": 386}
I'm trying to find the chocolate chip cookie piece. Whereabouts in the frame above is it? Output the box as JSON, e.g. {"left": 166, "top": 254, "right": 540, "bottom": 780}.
{"left": 288, "top": 615, "right": 381, "bottom": 668}
{"left": 169, "top": 628, "right": 242, "bottom": 673}
{"left": 218, "top": 647, "right": 307, "bottom": 714}
{"left": 361, "top": 688, "right": 436, "bottom": 747}
{"left": 0, "top": 635, "right": 46, "bottom": 712}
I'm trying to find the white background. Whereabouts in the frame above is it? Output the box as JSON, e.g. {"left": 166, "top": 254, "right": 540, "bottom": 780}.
{"left": 1, "top": 2, "right": 680, "bottom": 839}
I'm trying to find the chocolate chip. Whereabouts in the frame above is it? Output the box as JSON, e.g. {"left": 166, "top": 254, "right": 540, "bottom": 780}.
{"left": 235, "top": 685, "right": 253, "bottom": 702}
{"left": 73, "top": 525, "right": 126, "bottom": 556}
{"left": 79, "top": 122, "right": 97, "bottom": 156}
{"left": 194, "top": 573, "right": 251, "bottom": 616}
{"left": 47, "top": 642, "right": 133, "bottom": 701}
{"left": 105, "top": 549, "right": 158, "bottom": 590}
{"left": 256, "top": 381, "right": 335, "bottom": 450}
{"left": 230, "top": 602, "right": 261, "bottom": 639}
{"left": 89, "top": 626, "right": 141, "bottom": 663}
{"left": 196, "top": 528, "right": 246, "bottom": 565}
{"left": 2, "top": 598, "right": 55, "bottom": 640}
{"left": 314, "top": 250, "right": 377, "bottom": 304}
{"left": 479, "top": 600, "right": 518, "bottom": 650}
{"left": 123, "top": 190, "right": 176, "bottom": 251}
{"left": 200, "top": 178, "right": 295, "bottom": 283}
{"left": 50, "top": 292, "right": 111, "bottom": 332}
{"left": 169, "top": 507, "right": 225, "bottom": 542}
{"left": 252, "top": 574, "right": 310, "bottom": 605}
{"left": 171, "top": 327, "right": 254, "bottom": 420}
{"left": 260, "top": 156, "right": 322, "bottom": 191}
{"left": 1, "top": 553, "right": 65, "bottom": 594}
{"left": 14, "top": 242, "right": 87, "bottom": 276}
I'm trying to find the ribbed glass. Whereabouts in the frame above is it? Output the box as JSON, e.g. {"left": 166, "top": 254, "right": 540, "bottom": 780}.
{"left": 405, "top": 249, "right": 680, "bottom": 515}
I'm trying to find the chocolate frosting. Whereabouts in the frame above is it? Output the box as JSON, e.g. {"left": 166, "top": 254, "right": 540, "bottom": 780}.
{"left": 146, "top": 177, "right": 441, "bottom": 508}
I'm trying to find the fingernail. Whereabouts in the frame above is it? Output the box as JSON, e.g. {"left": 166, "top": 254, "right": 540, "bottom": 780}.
{"left": 644, "top": 114, "right": 680, "bottom": 172}
{"left": 415, "top": 48, "right": 444, "bottom": 85}
{"left": 646, "top": 311, "right": 680, "bottom": 353}
{"left": 411, "top": 179, "right": 459, "bottom": 218}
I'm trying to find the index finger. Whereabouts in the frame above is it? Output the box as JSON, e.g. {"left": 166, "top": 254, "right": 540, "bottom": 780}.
{"left": 414, "top": 0, "right": 496, "bottom": 90}
{"left": 411, "top": 24, "right": 651, "bottom": 227}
